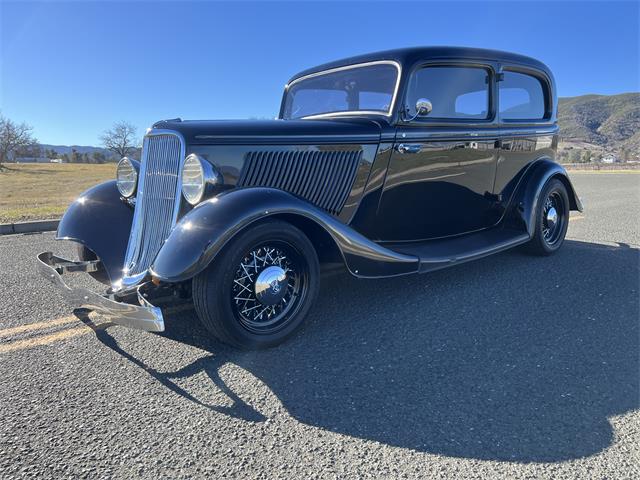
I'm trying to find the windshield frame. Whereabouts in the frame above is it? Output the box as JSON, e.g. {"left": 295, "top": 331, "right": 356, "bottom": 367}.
{"left": 280, "top": 60, "right": 402, "bottom": 120}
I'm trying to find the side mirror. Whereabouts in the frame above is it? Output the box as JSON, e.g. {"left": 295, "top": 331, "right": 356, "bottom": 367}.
{"left": 404, "top": 98, "right": 433, "bottom": 122}
{"left": 415, "top": 98, "right": 433, "bottom": 116}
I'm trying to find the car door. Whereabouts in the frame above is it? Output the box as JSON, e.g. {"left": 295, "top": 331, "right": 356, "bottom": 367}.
{"left": 375, "top": 64, "right": 501, "bottom": 241}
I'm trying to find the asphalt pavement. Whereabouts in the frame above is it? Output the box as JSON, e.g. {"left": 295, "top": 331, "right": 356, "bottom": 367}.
{"left": 0, "top": 172, "right": 638, "bottom": 479}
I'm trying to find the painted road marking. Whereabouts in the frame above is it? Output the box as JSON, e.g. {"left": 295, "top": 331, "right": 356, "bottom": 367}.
{"left": 0, "top": 304, "right": 194, "bottom": 354}
{"left": 0, "top": 326, "right": 90, "bottom": 354}
{"left": 0, "top": 315, "right": 77, "bottom": 338}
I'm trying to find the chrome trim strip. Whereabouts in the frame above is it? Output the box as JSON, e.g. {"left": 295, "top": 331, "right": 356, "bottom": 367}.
{"left": 193, "top": 134, "right": 380, "bottom": 142}
{"left": 37, "top": 252, "right": 164, "bottom": 332}
{"left": 396, "top": 124, "right": 558, "bottom": 142}
{"left": 300, "top": 111, "right": 392, "bottom": 120}
{"left": 121, "top": 129, "right": 186, "bottom": 289}
{"left": 283, "top": 60, "right": 402, "bottom": 119}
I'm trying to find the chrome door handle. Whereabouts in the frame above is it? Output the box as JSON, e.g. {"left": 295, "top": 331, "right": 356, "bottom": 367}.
{"left": 396, "top": 143, "right": 422, "bottom": 154}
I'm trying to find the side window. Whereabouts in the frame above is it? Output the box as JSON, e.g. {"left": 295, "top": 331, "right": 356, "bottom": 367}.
{"left": 406, "top": 66, "right": 490, "bottom": 120}
{"left": 499, "top": 71, "right": 546, "bottom": 120}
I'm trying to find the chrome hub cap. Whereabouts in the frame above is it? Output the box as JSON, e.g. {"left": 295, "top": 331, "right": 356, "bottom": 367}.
{"left": 231, "top": 243, "right": 307, "bottom": 333}
{"left": 545, "top": 206, "right": 558, "bottom": 231}
{"left": 254, "top": 265, "right": 288, "bottom": 305}
{"left": 542, "top": 192, "right": 564, "bottom": 245}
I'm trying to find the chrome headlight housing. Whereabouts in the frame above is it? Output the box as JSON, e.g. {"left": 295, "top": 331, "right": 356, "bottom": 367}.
{"left": 116, "top": 157, "right": 138, "bottom": 198}
{"left": 181, "top": 154, "right": 221, "bottom": 205}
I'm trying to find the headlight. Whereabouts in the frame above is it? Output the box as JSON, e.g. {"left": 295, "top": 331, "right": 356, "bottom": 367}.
{"left": 181, "top": 154, "right": 220, "bottom": 205}
{"left": 116, "top": 157, "right": 138, "bottom": 197}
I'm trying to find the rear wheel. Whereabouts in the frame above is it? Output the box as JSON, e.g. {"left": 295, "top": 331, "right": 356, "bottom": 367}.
{"left": 192, "top": 220, "right": 319, "bottom": 349}
{"left": 525, "top": 178, "right": 570, "bottom": 255}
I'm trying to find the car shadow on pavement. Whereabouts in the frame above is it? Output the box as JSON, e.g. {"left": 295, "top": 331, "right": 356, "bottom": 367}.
{"left": 74, "top": 313, "right": 267, "bottom": 423}
{"left": 78, "top": 239, "right": 639, "bottom": 463}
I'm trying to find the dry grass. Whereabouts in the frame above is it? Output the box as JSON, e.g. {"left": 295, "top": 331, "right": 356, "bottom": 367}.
{"left": 0, "top": 163, "right": 115, "bottom": 223}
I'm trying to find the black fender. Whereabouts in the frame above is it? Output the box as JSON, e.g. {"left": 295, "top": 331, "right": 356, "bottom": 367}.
{"left": 56, "top": 181, "right": 133, "bottom": 284}
{"left": 506, "top": 159, "right": 583, "bottom": 234}
{"left": 150, "top": 188, "right": 419, "bottom": 283}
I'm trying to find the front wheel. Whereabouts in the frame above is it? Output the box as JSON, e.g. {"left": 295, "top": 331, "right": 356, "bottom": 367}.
{"left": 525, "top": 178, "right": 570, "bottom": 256}
{"left": 192, "top": 220, "right": 319, "bottom": 349}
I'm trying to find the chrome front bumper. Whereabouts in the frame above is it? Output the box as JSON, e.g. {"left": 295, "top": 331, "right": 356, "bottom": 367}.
{"left": 37, "top": 252, "right": 164, "bottom": 332}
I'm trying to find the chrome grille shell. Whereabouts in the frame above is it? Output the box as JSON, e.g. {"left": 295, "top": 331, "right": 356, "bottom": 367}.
{"left": 121, "top": 130, "right": 185, "bottom": 288}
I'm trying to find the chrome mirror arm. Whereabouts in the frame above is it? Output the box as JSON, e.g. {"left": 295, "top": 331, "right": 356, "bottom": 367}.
{"left": 402, "top": 108, "right": 421, "bottom": 123}
{"left": 401, "top": 98, "right": 433, "bottom": 122}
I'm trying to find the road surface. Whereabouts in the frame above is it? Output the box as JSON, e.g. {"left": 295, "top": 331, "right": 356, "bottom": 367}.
{"left": 1, "top": 172, "right": 638, "bottom": 479}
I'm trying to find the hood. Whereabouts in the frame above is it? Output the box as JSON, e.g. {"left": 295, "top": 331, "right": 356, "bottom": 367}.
{"left": 151, "top": 118, "right": 384, "bottom": 145}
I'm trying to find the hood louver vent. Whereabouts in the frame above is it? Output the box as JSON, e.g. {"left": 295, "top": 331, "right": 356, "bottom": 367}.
{"left": 237, "top": 149, "right": 362, "bottom": 216}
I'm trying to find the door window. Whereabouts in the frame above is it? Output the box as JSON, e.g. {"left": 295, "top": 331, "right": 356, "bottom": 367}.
{"left": 499, "top": 71, "right": 546, "bottom": 120}
{"left": 405, "top": 66, "right": 490, "bottom": 120}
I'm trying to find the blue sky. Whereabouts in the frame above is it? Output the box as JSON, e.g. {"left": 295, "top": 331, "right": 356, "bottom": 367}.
{"left": 1, "top": 0, "right": 638, "bottom": 145}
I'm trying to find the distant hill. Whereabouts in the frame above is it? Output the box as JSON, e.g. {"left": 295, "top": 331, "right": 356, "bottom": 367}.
{"left": 36, "top": 144, "right": 142, "bottom": 162}
{"left": 39, "top": 144, "right": 117, "bottom": 159}
{"left": 558, "top": 92, "right": 640, "bottom": 152}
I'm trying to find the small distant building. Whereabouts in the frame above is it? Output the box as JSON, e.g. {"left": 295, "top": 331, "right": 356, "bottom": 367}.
{"left": 601, "top": 153, "right": 619, "bottom": 164}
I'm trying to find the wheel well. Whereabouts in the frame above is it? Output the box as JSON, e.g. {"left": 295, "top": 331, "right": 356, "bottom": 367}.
{"left": 74, "top": 241, "right": 111, "bottom": 285}
{"left": 270, "top": 213, "right": 343, "bottom": 266}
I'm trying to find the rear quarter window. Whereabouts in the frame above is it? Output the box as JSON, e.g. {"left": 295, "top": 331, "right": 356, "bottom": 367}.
{"left": 499, "top": 71, "right": 547, "bottom": 120}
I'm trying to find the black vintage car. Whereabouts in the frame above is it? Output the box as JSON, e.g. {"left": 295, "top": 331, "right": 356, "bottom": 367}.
{"left": 39, "top": 47, "right": 582, "bottom": 349}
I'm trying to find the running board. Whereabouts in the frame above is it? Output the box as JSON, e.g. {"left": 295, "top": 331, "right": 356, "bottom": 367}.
{"left": 385, "top": 228, "right": 530, "bottom": 274}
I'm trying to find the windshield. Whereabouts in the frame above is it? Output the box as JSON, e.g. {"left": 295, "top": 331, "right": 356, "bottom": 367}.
{"left": 282, "top": 62, "right": 399, "bottom": 119}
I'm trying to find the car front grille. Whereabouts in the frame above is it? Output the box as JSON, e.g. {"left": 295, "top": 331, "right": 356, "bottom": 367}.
{"left": 122, "top": 131, "right": 184, "bottom": 286}
{"left": 237, "top": 149, "right": 362, "bottom": 216}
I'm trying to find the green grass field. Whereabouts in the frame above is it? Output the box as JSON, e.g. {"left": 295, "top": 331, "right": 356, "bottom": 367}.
{"left": 0, "top": 163, "right": 115, "bottom": 223}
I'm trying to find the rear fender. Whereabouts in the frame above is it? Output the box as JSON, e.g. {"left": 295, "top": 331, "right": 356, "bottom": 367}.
{"left": 506, "top": 159, "right": 583, "bottom": 234}
{"left": 56, "top": 181, "right": 133, "bottom": 284}
{"left": 150, "top": 188, "right": 418, "bottom": 282}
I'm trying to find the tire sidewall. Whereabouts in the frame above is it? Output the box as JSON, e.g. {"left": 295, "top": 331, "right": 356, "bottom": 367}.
{"left": 535, "top": 178, "right": 570, "bottom": 254}
{"left": 199, "top": 220, "right": 319, "bottom": 349}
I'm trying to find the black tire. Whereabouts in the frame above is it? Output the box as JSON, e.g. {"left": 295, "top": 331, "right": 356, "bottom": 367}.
{"left": 192, "top": 219, "right": 320, "bottom": 349}
{"left": 525, "top": 178, "right": 570, "bottom": 256}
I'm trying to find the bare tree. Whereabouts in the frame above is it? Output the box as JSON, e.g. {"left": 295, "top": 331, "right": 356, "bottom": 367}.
{"left": 0, "top": 114, "right": 38, "bottom": 169}
{"left": 100, "top": 121, "right": 139, "bottom": 158}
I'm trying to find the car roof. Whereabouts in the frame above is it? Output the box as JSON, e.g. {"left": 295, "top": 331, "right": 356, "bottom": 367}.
{"left": 287, "top": 46, "right": 553, "bottom": 84}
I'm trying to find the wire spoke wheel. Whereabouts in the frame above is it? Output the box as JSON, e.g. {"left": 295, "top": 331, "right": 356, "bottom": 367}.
{"left": 193, "top": 220, "right": 319, "bottom": 349}
{"left": 231, "top": 241, "right": 308, "bottom": 334}
{"left": 524, "top": 178, "right": 570, "bottom": 257}
{"left": 541, "top": 190, "right": 565, "bottom": 246}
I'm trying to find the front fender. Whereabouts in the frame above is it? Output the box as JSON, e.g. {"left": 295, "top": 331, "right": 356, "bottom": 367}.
{"left": 508, "top": 159, "right": 583, "bottom": 234}
{"left": 56, "top": 180, "right": 133, "bottom": 283}
{"left": 150, "top": 188, "right": 418, "bottom": 282}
